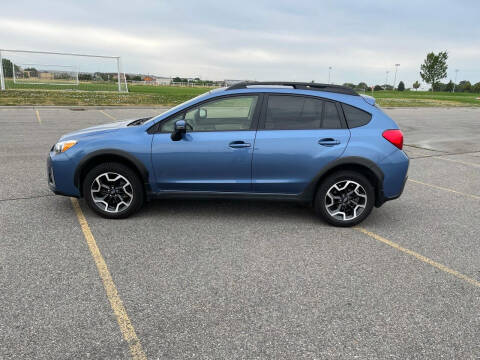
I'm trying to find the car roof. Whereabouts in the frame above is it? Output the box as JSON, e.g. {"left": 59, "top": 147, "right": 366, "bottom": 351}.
{"left": 227, "top": 81, "right": 359, "bottom": 96}
{"left": 218, "top": 85, "right": 373, "bottom": 112}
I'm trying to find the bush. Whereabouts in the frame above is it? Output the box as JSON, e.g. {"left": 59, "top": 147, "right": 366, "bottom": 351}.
{"left": 397, "top": 81, "right": 405, "bottom": 91}
{"left": 374, "top": 85, "right": 383, "bottom": 91}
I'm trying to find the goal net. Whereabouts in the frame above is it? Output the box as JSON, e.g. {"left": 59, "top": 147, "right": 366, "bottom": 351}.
{"left": 0, "top": 49, "right": 128, "bottom": 92}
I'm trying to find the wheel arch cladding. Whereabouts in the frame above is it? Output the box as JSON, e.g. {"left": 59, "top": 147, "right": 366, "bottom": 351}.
{"left": 74, "top": 150, "right": 149, "bottom": 197}
{"left": 303, "top": 157, "right": 385, "bottom": 207}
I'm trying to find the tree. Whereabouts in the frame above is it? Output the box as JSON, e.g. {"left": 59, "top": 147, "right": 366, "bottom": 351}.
{"left": 434, "top": 82, "right": 448, "bottom": 92}
{"left": 455, "top": 80, "right": 472, "bottom": 92}
{"left": 2, "top": 58, "right": 20, "bottom": 78}
{"left": 397, "top": 81, "right": 405, "bottom": 91}
{"left": 413, "top": 81, "right": 420, "bottom": 91}
{"left": 420, "top": 51, "right": 448, "bottom": 92}
{"left": 342, "top": 83, "right": 355, "bottom": 89}
{"left": 357, "top": 82, "right": 368, "bottom": 89}
{"left": 473, "top": 82, "right": 480, "bottom": 93}
{"left": 445, "top": 80, "right": 454, "bottom": 92}
{"left": 78, "top": 73, "right": 93, "bottom": 81}
{"left": 374, "top": 85, "right": 383, "bottom": 91}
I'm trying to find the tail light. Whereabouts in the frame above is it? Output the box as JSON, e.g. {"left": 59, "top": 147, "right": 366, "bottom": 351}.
{"left": 382, "top": 129, "right": 403, "bottom": 150}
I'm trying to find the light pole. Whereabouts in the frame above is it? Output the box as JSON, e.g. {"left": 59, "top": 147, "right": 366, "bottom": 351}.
{"left": 328, "top": 66, "right": 332, "bottom": 84}
{"left": 393, "top": 64, "right": 400, "bottom": 90}
{"left": 385, "top": 71, "right": 390, "bottom": 90}
{"left": 453, "top": 69, "right": 459, "bottom": 93}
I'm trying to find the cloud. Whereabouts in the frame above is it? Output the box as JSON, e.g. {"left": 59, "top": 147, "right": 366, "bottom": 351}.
{"left": 1, "top": 0, "right": 479, "bottom": 85}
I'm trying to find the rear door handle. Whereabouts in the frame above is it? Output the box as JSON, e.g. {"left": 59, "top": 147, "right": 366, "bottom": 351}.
{"left": 229, "top": 141, "right": 251, "bottom": 148}
{"left": 318, "top": 138, "right": 340, "bottom": 146}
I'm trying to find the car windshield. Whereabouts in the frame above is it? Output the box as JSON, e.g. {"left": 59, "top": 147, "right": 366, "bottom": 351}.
{"left": 143, "top": 88, "right": 226, "bottom": 125}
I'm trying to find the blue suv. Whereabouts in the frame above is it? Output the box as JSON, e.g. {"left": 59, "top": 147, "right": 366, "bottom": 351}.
{"left": 48, "top": 82, "right": 408, "bottom": 226}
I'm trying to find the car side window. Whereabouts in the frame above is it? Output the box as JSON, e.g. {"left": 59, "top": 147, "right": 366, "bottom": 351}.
{"left": 160, "top": 95, "right": 259, "bottom": 132}
{"left": 323, "top": 101, "right": 342, "bottom": 129}
{"left": 265, "top": 95, "right": 323, "bottom": 130}
{"left": 342, "top": 104, "right": 372, "bottom": 128}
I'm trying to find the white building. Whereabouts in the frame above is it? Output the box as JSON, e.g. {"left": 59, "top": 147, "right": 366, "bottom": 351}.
{"left": 155, "top": 77, "right": 172, "bottom": 85}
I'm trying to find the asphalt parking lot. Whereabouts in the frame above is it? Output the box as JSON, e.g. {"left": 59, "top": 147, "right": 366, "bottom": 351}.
{"left": 1, "top": 106, "right": 479, "bottom": 359}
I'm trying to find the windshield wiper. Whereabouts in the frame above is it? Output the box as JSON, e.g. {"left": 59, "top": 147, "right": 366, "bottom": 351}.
{"left": 127, "top": 117, "right": 152, "bottom": 126}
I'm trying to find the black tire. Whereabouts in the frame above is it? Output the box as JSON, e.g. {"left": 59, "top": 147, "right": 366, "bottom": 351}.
{"left": 82, "top": 162, "right": 144, "bottom": 219}
{"left": 314, "top": 170, "right": 375, "bottom": 227}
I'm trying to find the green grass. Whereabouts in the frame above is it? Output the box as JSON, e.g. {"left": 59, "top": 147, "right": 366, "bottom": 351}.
{"left": 4, "top": 79, "right": 120, "bottom": 92}
{"left": 1, "top": 80, "right": 480, "bottom": 107}
{"left": 367, "top": 90, "right": 480, "bottom": 107}
{"left": 0, "top": 86, "right": 214, "bottom": 106}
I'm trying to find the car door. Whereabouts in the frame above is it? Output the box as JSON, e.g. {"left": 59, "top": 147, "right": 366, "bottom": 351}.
{"left": 252, "top": 94, "right": 350, "bottom": 194}
{"left": 151, "top": 94, "right": 262, "bottom": 192}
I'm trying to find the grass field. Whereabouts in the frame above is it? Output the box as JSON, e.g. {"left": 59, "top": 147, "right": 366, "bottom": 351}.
{"left": 0, "top": 87, "right": 214, "bottom": 106}
{"left": 1, "top": 81, "right": 479, "bottom": 107}
{"left": 369, "top": 90, "right": 480, "bottom": 107}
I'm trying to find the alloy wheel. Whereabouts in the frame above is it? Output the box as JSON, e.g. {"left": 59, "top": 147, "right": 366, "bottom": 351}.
{"left": 325, "top": 180, "right": 367, "bottom": 221}
{"left": 90, "top": 172, "right": 133, "bottom": 213}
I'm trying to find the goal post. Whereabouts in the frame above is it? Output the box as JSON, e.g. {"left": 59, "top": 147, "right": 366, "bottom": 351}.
{"left": 0, "top": 49, "right": 128, "bottom": 92}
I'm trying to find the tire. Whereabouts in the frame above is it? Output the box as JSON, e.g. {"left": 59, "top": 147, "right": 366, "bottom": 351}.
{"left": 82, "top": 162, "right": 144, "bottom": 219}
{"left": 314, "top": 170, "right": 375, "bottom": 227}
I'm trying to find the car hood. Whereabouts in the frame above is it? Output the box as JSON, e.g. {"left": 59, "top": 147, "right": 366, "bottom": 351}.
{"left": 59, "top": 119, "right": 135, "bottom": 141}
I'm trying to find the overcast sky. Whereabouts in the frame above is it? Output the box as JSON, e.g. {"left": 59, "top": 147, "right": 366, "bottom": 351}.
{"left": 1, "top": 0, "right": 479, "bottom": 87}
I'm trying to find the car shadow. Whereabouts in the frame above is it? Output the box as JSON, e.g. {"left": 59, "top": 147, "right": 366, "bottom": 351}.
{"left": 139, "top": 198, "right": 322, "bottom": 224}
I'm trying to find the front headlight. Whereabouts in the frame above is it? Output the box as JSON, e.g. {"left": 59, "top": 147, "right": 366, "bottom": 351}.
{"left": 53, "top": 140, "right": 77, "bottom": 154}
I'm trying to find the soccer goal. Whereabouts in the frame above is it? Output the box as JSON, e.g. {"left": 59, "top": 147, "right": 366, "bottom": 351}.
{"left": 0, "top": 49, "right": 128, "bottom": 92}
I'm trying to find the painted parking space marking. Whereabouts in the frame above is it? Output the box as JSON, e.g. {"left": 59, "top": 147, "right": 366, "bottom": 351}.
{"left": 355, "top": 227, "right": 480, "bottom": 288}
{"left": 408, "top": 179, "right": 480, "bottom": 200}
{"left": 70, "top": 198, "right": 147, "bottom": 360}
{"left": 432, "top": 156, "right": 480, "bottom": 168}
{"left": 99, "top": 109, "right": 117, "bottom": 121}
{"left": 35, "top": 109, "right": 42, "bottom": 124}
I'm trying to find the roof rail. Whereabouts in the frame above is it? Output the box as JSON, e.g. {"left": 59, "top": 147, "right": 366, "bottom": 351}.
{"left": 226, "top": 81, "right": 358, "bottom": 96}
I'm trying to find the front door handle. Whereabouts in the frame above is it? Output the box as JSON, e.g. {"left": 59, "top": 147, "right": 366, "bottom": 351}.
{"left": 318, "top": 138, "right": 340, "bottom": 146}
{"left": 229, "top": 141, "right": 251, "bottom": 148}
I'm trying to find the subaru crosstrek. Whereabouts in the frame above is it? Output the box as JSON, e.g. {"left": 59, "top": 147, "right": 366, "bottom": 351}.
{"left": 47, "top": 82, "right": 409, "bottom": 226}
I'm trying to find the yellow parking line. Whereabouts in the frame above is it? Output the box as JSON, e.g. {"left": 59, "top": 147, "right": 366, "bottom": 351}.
{"left": 355, "top": 227, "right": 480, "bottom": 288}
{"left": 99, "top": 109, "right": 117, "bottom": 121}
{"left": 433, "top": 156, "right": 480, "bottom": 168}
{"left": 408, "top": 179, "right": 480, "bottom": 200}
{"left": 70, "top": 198, "right": 147, "bottom": 360}
{"left": 35, "top": 109, "right": 42, "bottom": 124}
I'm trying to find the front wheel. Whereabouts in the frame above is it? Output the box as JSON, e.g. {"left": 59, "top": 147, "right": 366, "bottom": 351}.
{"left": 314, "top": 170, "right": 375, "bottom": 227}
{"left": 83, "top": 162, "right": 144, "bottom": 219}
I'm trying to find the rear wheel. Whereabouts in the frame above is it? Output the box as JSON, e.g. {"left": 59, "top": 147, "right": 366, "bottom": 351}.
{"left": 83, "top": 162, "right": 144, "bottom": 219}
{"left": 314, "top": 170, "right": 374, "bottom": 227}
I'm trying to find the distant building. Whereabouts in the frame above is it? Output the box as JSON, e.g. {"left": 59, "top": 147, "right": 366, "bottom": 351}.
{"left": 155, "top": 77, "right": 172, "bottom": 85}
{"left": 39, "top": 72, "right": 54, "bottom": 80}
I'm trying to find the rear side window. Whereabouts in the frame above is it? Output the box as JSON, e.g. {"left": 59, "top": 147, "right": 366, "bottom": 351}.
{"left": 265, "top": 95, "right": 342, "bottom": 130}
{"left": 342, "top": 104, "right": 372, "bottom": 128}
{"left": 323, "top": 102, "right": 342, "bottom": 129}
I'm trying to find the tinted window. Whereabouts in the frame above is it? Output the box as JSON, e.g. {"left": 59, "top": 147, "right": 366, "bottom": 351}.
{"left": 265, "top": 95, "right": 323, "bottom": 130}
{"left": 323, "top": 101, "right": 342, "bottom": 129}
{"left": 342, "top": 104, "right": 372, "bottom": 128}
{"left": 161, "top": 95, "right": 258, "bottom": 132}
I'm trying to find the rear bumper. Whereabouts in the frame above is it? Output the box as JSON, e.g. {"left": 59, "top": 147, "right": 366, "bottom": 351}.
{"left": 375, "top": 150, "right": 409, "bottom": 207}
{"left": 376, "top": 174, "right": 407, "bottom": 206}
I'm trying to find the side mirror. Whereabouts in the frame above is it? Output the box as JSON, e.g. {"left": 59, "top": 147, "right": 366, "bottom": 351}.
{"left": 171, "top": 120, "right": 186, "bottom": 141}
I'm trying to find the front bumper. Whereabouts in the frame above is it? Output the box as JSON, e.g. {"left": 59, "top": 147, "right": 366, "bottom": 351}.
{"left": 47, "top": 152, "right": 80, "bottom": 197}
